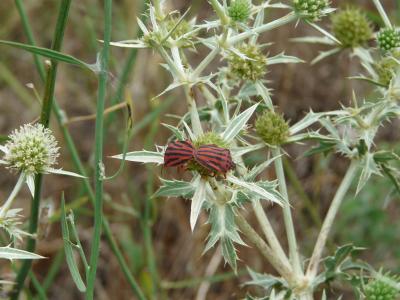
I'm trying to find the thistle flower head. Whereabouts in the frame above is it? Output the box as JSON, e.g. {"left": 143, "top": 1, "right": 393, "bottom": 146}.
{"left": 193, "top": 132, "right": 229, "bottom": 148}
{"left": 293, "top": 0, "right": 330, "bottom": 21}
{"left": 331, "top": 7, "right": 373, "bottom": 48}
{"left": 3, "top": 124, "right": 59, "bottom": 175}
{"left": 228, "top": 0, "right": 252, "bottom": 23}
{"left": 377, "top": 28, "right": 400, "bottom": 52}
{"left": 255, "top": 111, "right": 289, "bottom": 146}
{"left": 228, "top": 44, "right": 267, "bottom": 81}
{"left": 364, "top": 273, "right": 399, "bottom": 300}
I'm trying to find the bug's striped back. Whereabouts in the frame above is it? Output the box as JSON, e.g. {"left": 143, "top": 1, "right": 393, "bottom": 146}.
{"left": 194, "top": 144, "right": 235, "bottom": 175}
{"left": 164, "top": 140, "right": 195, "bottom": 167}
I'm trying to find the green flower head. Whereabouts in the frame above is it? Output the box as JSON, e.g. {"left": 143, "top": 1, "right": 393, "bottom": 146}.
{"left": 255, "top": 111, "right": 289, "bottom": 146}
{"left": 3, "top": 123, "right": 59, "bottom": 175}
{"left": 193, "top": 132, "right": 229, "bottom": 149}
{"left": 331, "top": 7, "right": 373, "bottom": 48}
{"left": 228, "top": 0, "right": 252, "bottom": 23}
{"left": 364, "top": 273, "right": 399, "bottom": 300}
{"left": 293, "top": 0, "right": 330, "bottom": 21}
{"left": 377, "top": 28, "right": 400, "bottom": 52}
{"left": 228, "top": 44, "right": 267, "bottom": 81}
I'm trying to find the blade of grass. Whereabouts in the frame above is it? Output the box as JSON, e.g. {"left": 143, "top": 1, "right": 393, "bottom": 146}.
{"left": 11, "top": 1, "right": 72, "bottom": 298}
{"left": 30, "top": 271, "right": 47, "bottom": 300}
{"left": 15, "top": 1, "right": 146, "bottom": 298}
{"left": 85, "top": 0, "right": 111, "bottom": 298}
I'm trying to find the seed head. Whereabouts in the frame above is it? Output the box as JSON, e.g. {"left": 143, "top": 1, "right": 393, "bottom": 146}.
{"left": 228, "top": 0, "right": 252, "bottom": 23}
{"left": 364, "top": 274, "right": 399, "bottom": 300}
{"left": 228, "top": 44, "right": 267, "bottom": 81}
{"left": 331, "top": 7, "right": 373, "bottom": 48}
{"left": 293, "top": 0, "right": 330, "bottom": 21}
{"left": 4, "top": 124, "right": 59, "bottom": 175}
{"left": 255, "top": 111, "right": 289, "bottom": 146}
{"left": 377, "top": 28, "right": 400, "bottom": 52}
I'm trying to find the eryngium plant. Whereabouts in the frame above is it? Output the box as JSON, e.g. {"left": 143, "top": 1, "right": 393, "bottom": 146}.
{"left": 104, "top": 0, "right": 399, "bottom": 298}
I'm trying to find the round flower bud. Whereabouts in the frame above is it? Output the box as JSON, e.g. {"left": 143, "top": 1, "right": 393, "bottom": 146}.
{"left": 364, "top": 275, "right": 399, "bottom": 300}
{"left": 193, "top": 132, "right": 228, "bottom": 149}
{"left": 228, "top": 44, "right": 267, "bottom": 81}
{"left": 4, "top": 123, "right": 59, "bottom": 175}
{"left": 377, "top": 28, "right": 400, "bottom": 52}
{"left": 331, "top": 7, "right": 373, "bottom": 48}
{"left": 293, "top": 0, "right": 330, "bottom": 21}
{"left": 255, "top": 111, "right": 289, "bottom": 146}
{"left": 228, "top": 0, "right": 252, "bottom": 23}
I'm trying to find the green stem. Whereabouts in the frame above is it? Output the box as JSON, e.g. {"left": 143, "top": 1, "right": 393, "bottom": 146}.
{"left": 306, "top": 161, "right": 358, "bottom": 279}
{"left": 15, "top": 1, "right": 146, "bottom": 298}
{"left": 234, "top": 212, "right": 296, "bottom": 286}
{"left": 0, "top": 173, "right": 26, "bottom": 218}
{"left": 272, "top": 148, "right": 303, "bottom": 278}
{"left": 372, "top": 0, "right": 392, "bottom": 28}
{"left": 11, "top": 1, "right": 72, "bottom": 298}
{"left": 209, "top": 0, "right": 230, "bottom": 25}
{"left": 85, "top": 0, "right": 112, "bottom": 299}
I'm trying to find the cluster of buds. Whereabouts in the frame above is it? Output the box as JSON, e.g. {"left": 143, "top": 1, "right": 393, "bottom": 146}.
{"left": 255, "top": 111, "right": 289, "bottom": 146}
{"left": 377, "top": 28, "right": 400, "bottom": 52}
{"left": 228, "top": 0, "right": 252, "bottom": 23}
{"left": 292, "top": 0, "right": 330, "bottom": 21}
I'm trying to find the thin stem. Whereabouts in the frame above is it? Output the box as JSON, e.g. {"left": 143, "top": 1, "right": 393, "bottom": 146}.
{"left": 0, "top": 173, "right": 26, "bottom": 218}
{"left": 229, "top": 13, "right": 297, "bottom": 45}
{"left": 306, "top": 161, "right": 358, "bottom": 278}
{"left": 273, "top": 148, "right": 303, "bottom": 278}
{"left": 184, "top": 86, "right": 203, "bottom": 136}
{"left": 252, "top": 200, "right": 290, "bottom": 268}
{"left": 15, "top": 1, "right": 146, "bottom": 298}
{"left": 192, "top": 47, "right": 220, "bottom": 79}
{"left": 11, "top": 1, "right": 72, "bottom": 298}
{"left": 85, "top": 0, "right": 112, "bottom": 299}
{"left": 68, "top": 212, "right": 89, "bottom": 276}
{"left": 235, "top": 212, "right": 297, "bottom": 286}
{"left": 372, "top": 0, "right": 392, "bottom": 28}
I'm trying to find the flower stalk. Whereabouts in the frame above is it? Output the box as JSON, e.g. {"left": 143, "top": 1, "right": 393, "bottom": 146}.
{"left": 306, "top": 161, "right": 358, "bottom": 278}
{"left": 85, "top": 0, "right": 112, "bottom": 298}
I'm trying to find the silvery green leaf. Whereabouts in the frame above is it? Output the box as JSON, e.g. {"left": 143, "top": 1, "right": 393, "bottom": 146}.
{"left": 153, "top": 81, "right": 186, "bottom": 100}
{"left": 286, "top": 131, "right": 336, "bottom": 144}
{"left": 306, "top": 21, "right": 341, "bottom": 45}
{"left": 291, "top": 36, "right": 336, "bottom": 45}
{"left": 231, "top": 143, "right": 264, "bottom": 160}
{"left": 349, "top": 76, "right": 386, "bottom": 87}
{"left": 0, "top": 246, "right": 45, "bottom": 260}
{"left": 204, "top": 204, "right": 245, "bottom": 271}
{"left": 109, "top": 40, "right": 147, "bottom": 48}
{"left": 154, "top": 179, "right": 194, "bottom": 198}
{"left": 245, "top": 156, "right": 280, "bottom": 181}
{"left": 321, "top": 290, "right": 327, "bottom": 300}
{"left": 267, "top": 52, "right": 304, "bottom": 65}
{"left": 46, "top": 168, "right": 85, "bottom": 178}
{"left": 356, "top": 152, "right": 382, "bottom": 194}
{"left": 352, "top": 47, "right": 374, "bottom": 64}
{"left": 311, "top": 48, "right": 341, "bottom": 65}
{"left": 289, "top": 110, "right": 323, "bottom": 135}
{"left": 238, "top": 82, "right": 258, "bottom": 98}
{"left": 246, "top": 267, "right": 286, "bottom": 290}
{"left": 0, "top": 145, "right": 7, "bottom": 153}
{"left": 162, "top": 123, "right": 186, "bottom": 140}
{"left": 265, "top": 3, "right": 291, "bottom": 9}
{"left": 255, "top": 81, "right": 273, "bottom": 108}
{"left": 226, "top": 175, "right": 283, "bottom": 205}
{"left": 190, "top": 177, "right": 207, "bottom": 231}
{"left": 112, "top": 150, "right": 164, "bottom": 164}
{"left": 222, "top": 103, "right": 258, "bottom": 142}
{"left": 0, "top": 159, "right": 7, "bottom": 164}
{"left": 182, "top": 120, "right": 195, "bottom": 141}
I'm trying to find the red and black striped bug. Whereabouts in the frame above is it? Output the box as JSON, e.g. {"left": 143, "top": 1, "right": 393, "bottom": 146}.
{"left": 163, "top": 140, "right": 195, "bottom": 167}
{"left": 194, "top": 144, "right": 235, "bottom": 177}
